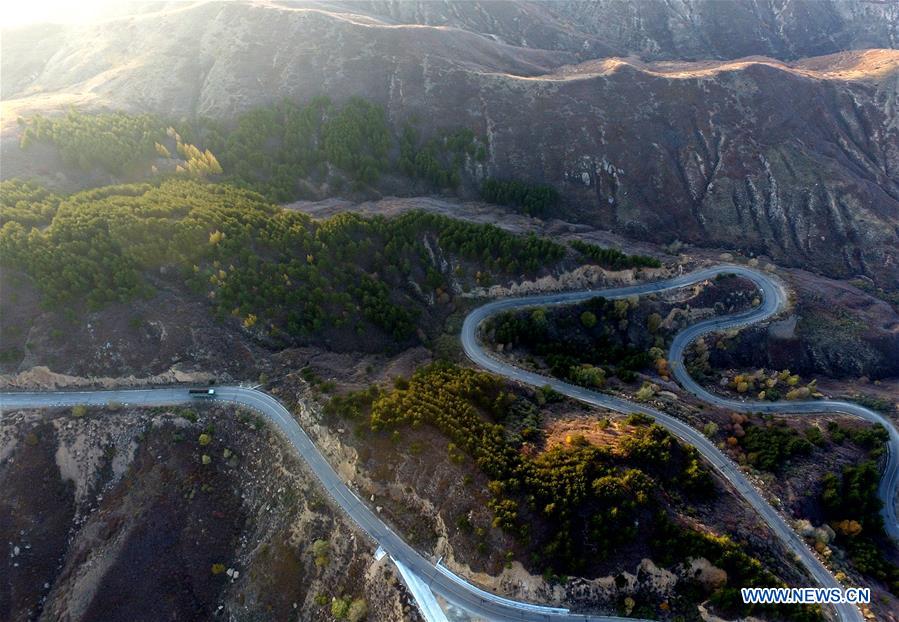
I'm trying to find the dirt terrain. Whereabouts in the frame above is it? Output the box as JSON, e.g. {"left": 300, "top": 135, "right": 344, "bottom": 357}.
{"left": 0, "top": 404, "right": 418, "bottom": 622}
{"left": 0, "top": 268, "right": 270, "bottom": 383}
{"left": 320, "top": 1, "right": 898, "bottom": 62}
{"left": 704, "top": 267, "right": 899, "bottom": 380}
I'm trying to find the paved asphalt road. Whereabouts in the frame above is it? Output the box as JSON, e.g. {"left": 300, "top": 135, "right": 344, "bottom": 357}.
{"left": 2, "top": 264, "right": 892, "bottom": 622}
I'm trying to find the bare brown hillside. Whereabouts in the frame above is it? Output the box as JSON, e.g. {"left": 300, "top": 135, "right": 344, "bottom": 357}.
{"left": 0, "top": 404, "right": 410, "bottom": 622}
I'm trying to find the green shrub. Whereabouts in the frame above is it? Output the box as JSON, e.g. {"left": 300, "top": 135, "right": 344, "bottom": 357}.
{"left": 312, "top": 539, "right": 330, "bottom": 567}
{"left": 580, "top": 311, "right": 597, "bottom": 328}
{"left": 331, "top": 597, "right": 350, "bottom": 619}
{"left": 740, "top": 423, "right": 811, "bottom": 472}
{"left": 20, "top": 110, "right": 167, "bottom": 175}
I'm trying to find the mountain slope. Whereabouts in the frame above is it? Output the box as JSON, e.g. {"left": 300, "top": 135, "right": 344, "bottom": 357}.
{"left": 313, "top": 0, "right": 899, "bottom": 61}
{"left": 1, "top": 0, "right": 897, "bottom": 285}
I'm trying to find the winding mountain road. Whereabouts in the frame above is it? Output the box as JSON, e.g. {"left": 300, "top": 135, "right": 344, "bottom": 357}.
{"left": 666, "top": 270, "right": 899, "bottom": 545}
{"left": 461, "top": 264, "right": 898, "bottom": 622}
{"left": 1, "top": 264, "right": 894, "bottom": 622}
{"left": 462, "top": 265, "right": 898, "bottom": 544}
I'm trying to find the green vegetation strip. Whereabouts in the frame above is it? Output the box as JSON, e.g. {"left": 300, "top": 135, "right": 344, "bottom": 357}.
{"left": 1, "top": 179, "right": 565, "bottom": 345}
{"left": 18, "top": 102, "right": 486, "bottom": 202}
